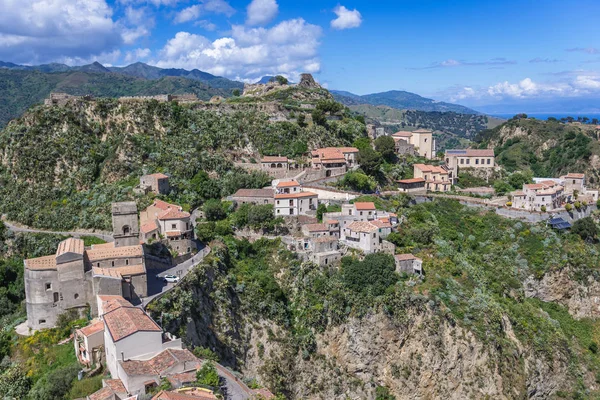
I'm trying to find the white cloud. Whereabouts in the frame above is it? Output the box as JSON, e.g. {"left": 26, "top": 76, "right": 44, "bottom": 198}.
{"left": 195, "top": 20, "right": 218, "bottom": 31}
{"left": 566, "top": 47, "right": 600, "bottom": 54}
{"left": 118, "top": 0, "right": 183, "bottom": 6}
{"left": 0, "top": 0, "right": 123, "bottom": 64}
{"left": 331, "top": 5, "right": 362, "bottom": 30}
{"left": 246, "top": 0, "right": 278, "bottom": 26}
{"left": 154, "top": 18, "right": 321, "bottom": 80}
{"left": 121, "top": 6, "right": 155, "bottom": 44}
{"left": 124, "top": 48, "right": 152, "bottom": 63}
{"left": 174, "top": 0, "right": 235, "bottom": 24}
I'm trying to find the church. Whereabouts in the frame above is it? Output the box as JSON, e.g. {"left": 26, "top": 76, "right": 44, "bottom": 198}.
{"left": 24, "top": 202, "right": 147, "bottom": 331}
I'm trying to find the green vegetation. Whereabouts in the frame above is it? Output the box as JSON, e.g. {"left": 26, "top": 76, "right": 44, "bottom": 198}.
{"left": 342, "top": 253, "right": 397, "bottom": 295}
{"left": 196, "top": 362, "right": 220, "bottom": 388}
{"left": 572, "top": 217, "right": 598, "bottom": 242}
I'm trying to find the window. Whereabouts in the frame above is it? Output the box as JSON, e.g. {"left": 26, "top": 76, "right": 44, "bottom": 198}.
{"left": 487, "top": 159, "right": 491, "bottom": 165}
{"left": 125, "top": 259, "right": 129, "bottom": 265}
{"left": 573, "top": 180, "right": 576, "bottom": 184}
{"left": 277, "top": 200, "right": 280, "bottom": 205}
{"left": 475, "top": 159, "right": 479, "bottom": 164}
{"left": 425, "top": 138, "right": 428, "bottom": 142}
{"left": 111, "top": 261, "right": 115, "bottom": 267}
{"left": 74, "top": 293, "right": 79, "bottom": 299}
{"left": 45, "top": 283, "right": 52, "bottom": 291}
{"left": 122, "top": 225, "right": 130, "bottom": 235}
{"left": 97, "top": 263, "right": 100, "bottom": 267}
{"left": 187, "top": 247, "right": 191, "bottom": 253}
{"left": 53, "top": 292, "right": 59, "bottom": 303}
{"left": 277, "top": 209, "right": 280, "bottom": 214}
{"left": 171, "top": 224, "right": 177, "bottom": 229}
{"left": 372, "top": 233, "right": 376, "bottom": 238}
{"left": 460, "top": 159, "right": 464, "bottom": 165}
{"left": 446, "top": 158, "right": 449, "bottom": 164}
{"left": 360, "top": 211, "right": 363, "bottom": 216}
{"left": 38, "top": 319, "right": 46, "bottom": 324}
{"left": 466, "top": 159, "right": 470, "bottom": 165}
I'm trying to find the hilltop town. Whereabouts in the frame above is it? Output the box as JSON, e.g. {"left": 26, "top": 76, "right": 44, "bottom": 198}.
{"left": 2, "top": 75, "right": 600, "bottom": 400}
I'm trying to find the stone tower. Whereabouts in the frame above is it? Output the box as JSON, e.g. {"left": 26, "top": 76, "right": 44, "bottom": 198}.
{"left": 112, "top": 202, "right": 139, "bottom": 247}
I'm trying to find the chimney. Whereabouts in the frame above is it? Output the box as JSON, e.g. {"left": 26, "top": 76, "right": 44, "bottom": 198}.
{"left": 121, "top": 351, "right": 124, "bottom": 362}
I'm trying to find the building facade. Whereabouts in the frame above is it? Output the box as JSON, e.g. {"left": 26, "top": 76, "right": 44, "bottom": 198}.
{"left": 392, "top": 129, "right": 435, "bottom": 159}
{"left": 140, "top": 173, "right": 170, "bottom": 195}
{"left": 444, "top": 149, "right": 495, "bottom": 184}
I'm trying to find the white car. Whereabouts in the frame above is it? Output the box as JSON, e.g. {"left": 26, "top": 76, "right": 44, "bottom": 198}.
{"left": 163, "top": 274, "right": 180, "bottom": 283}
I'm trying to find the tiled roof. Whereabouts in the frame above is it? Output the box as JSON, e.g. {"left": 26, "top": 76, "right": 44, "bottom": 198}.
{"left": 88, "top": 379, "right": 128, "bottom": 400}
{"left": 165, "top": 231, "right": 182, "bottom": 238}
{"left": 346, "top": 221, "right": 379, "bottom": 233}
{"left": 98, "top": 295, "right": 132, "bottom": 314}
{"left": 276, "top": 180, "right": 300, "bottom": 188}
{"left": 398, "top": 177, "right": 426, "bottom": 184}
{"left": 120, "top": 349, "right": 199, "bottom": 376}
{"left": 524, "top": 183, "right": 546, "bottom": 190}
{"left": 337, "top": 147, "right": 359, "bottom": 154}
{"left": 166, "top": 370, "right": 197, "bottom": 388}
{"left": 104, "top": 379, "right": 127, "bottom": 395}
{"left": 565, "top": 173, "right": 585, "bottom": 179}
{"left": 149, "top": 173, "right": 169, "bottom": 179}
{"left": 395, "top": 254, "right": 420, "bottom": 261}
{"left": 274, "top": 191, "right": 318, "bottom": 199}
{"left": 153, "top": 199, "right": 181, "bottom": 211}
{"left": 141, "top": 220, "right": 160, "bottom": 234}
{"left": 511, "top": 191, "right": 525, "bottom": 196}
{"left": 88, "top": 386, "right": 117, "bottom": 400}
{"left": 24, "top": 255, "right": 57, "bottom": 271}
{"left": 303, "top": 223, "right": 328, "bottom": 232}
{"left": 538, "top": 180, "right": 557, "bottom": 187}
{"left": 413, "top": 128, "right": 433, "bottom": 133}
{"left": 159, "top": 208, "right": 191, "bottom": 220}
{"left": 103, "top": 306, "right": 161, "bottom": 342}
{"left": 261, "top": 156, "right": 288, "bottom": 163}
{"left": 78, "top": 319, "right": 104, "bottom": 337}
{"left": 232, "top": 188, "right": 274, "bottom": 198}
{"left": 370, "top": 220, "right": 392, "bottom": 229}
{"left": 446, "top": 149, "right": 495, "bottom": 157}
{"left": 91, "top": 242, "right": 117, "bottom": 249}
{"left": 56, "top": 238, "right": 84, "bottom": 257}
{"left": 153, "top": 389, "right": 217, "bottom": 400}
{"left": 414, "top": 164, "right": 447, "bottom": 174}
{"left": 392, "top": 131, "right": 413, "bottom": 137}
{"left": 327, "top": 219, "right": 339, "bottom": 225}
{"left": 353, "top": 202, "right": 376, "bottom": 210}
{"left": 311, "top": 236, "right": 338, "bottom": 243}
{"left": 86, "top": 245, "right": 143, "bottom": 262}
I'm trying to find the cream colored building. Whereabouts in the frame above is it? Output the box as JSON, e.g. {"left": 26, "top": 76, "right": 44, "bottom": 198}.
{"left": 342, "top": 220, "right": 394, "bottom": 254}
{"left": 392, "top": 129, "right": 435, "bottom": 159}
{"left": 444, "top": 149, "right": 495, "bottom": 184}
{"left": 140, "top": 199, "right": 194, "bottom": 255}
{"left": 511, "top": 181, "right": 564, "bottom": 211}
{"left": 413, "top": 164, "right": 451, "bottom": 192}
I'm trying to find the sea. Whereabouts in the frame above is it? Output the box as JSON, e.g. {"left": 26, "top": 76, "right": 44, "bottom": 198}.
{"left": 493, "top": 113, "right": 600, "bottom": 121}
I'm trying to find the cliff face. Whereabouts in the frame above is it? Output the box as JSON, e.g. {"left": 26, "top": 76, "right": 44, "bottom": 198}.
{"left": 149, "top": 240, "right": 598, "bottom": 400}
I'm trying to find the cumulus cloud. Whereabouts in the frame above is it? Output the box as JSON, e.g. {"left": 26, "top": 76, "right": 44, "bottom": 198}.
{"left": 118, "top": 0, "right": 184, "bottom": 6}
{"left": 154, "top": 18, "right": 321, "bottom": 80}
{"left": 447, "top": 73, "right": 600, "bottom": 103}
{"left": 124, "top": 48, "right": 152, "bottom": 63}
{"left": 174, "top": 0, "right": 235, "bottom": 24}
{"left": 121, "top": 6, "right": 155, "bottom": 44}
{"left": 246, "top": 0, "right": 278, "bottom": 26}
{"left": 0, "top": 0, "right": 123, "bottom": 64}
{"left": 331, "top": 5, "right": 362, "bottom": 30}
{"left": 413, "top": 58, "right": 516, "bottom": 70}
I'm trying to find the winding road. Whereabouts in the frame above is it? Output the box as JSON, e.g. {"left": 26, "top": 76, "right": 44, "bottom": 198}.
{"left": 2, "top": 218, "right": 114, "bottom": 242}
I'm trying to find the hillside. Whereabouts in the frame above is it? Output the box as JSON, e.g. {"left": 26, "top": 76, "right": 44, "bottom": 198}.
{"left": 351, "top": 104, "right": 503, "bottom": 138}
{"left": 475, "top": 117, "right": 600, "bottom": 180}
{"left": 149, "top": 199, "right": 600, "bottom": 399}
{"left": 0, "top": 69, "right": 234, "bottom": 128}
{"left": 0, "top": 86, "right": 364, "bottom": 230}
{"left": 332, "top": 89, "right": 479, "bottom": 114}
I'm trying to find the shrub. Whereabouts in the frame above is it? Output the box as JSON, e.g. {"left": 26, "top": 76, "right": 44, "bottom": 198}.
{"left": 342, "top": 253, "right": 397, "bottom": 294}
{"left": 506, "top": 202, "right": 513, "bottom": 207}
{"left": 572, "top": 217, "right": 598, "bottom": 242}
{"left": 196, "top": 362, "right": 220, "bottom": 388}
{"left": 204, "top": 199, "right": 227, "bottom": 221}
{"left": 541, "top": 206, "right": 546, "bottom": 212}
{"left": 574, "top": 201, "right": 582, "bottom": 210}
{"left": 565, "top": 203, "right": 573, "bottom": 212}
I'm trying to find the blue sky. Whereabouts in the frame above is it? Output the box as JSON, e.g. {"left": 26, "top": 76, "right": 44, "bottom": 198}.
{"left": 1, "top": 0, "right": 600, "bottom": 107}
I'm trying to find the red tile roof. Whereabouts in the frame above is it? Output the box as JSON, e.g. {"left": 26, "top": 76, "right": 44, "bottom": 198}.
{"left": 395, "top": 254, "right": 420, "bottom": 261}
{"left": 346, "top": 221, "right": 379, "bottom": 233}
{"left": 56, "top": 238, "right": 84, "bottom": 257}
{"left": 153, "top": 199, "right": 180, "bottom": 211}
{"left": 158, "top": 209, "right": 191, "bottom": 220}
{"left": 276, "top": 180, "right": 300, "bottom": 188}
{"left": 88, "top": 386, "right": 117, "bottom": 400}
{"left": 98, "top": 295, "right": 132, "bottom": 314}
{"left": 232, "top": 188, "right": 274, "bottom": 198}
{"left": 103, "top": 306, "right": 161, "bottom": 342}
{"left": 77, "top": 319, "right": 104, "bottom": 337}
{"left": 392, "top": 131, "right": 413, "bottom": 137}
{"left": 24, "top": 255, "right": 57, "bottom": 271}
{"left": 303, "top": 223, "right": 328, "bottom": 232}
{"left": 86, "top": 245, "right": 143, "bottom": 262}
{"left": 370, "top": 220, "right": 392, "bottom": 229}
{"left": 261, "top": 156, "right": 288, "bottom": 163}
{"left": 104, "top": 379, "right": 127, "bottom": 395}
{"left": 353, "top": 202, "right": 376, "bottom": 210}
{"left": 141, "top": 220, "right": 160, "bottom": 234}
{"left": 565, "top": 173, "right": 585, "bottom": 179}
{"left": 398, "top": 177, "right": 426, "bottom": 184}
{"left": 93, "top": 264, "right": 145, "bottom": 278}
{"left": 149, "top": 173, "right": 169, "bottom": 179}
{"left": 120, "top": 349, "right": 200, "bottom": 376}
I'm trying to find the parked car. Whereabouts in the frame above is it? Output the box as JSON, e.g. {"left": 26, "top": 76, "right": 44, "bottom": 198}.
{"left": 163, "top": 274, "right": 180, "bottom": 283}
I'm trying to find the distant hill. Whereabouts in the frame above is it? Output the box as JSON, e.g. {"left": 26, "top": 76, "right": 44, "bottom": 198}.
{"left": 0, "top": 60, "right": 244, "bottom": 91}
{"left": 0, "top": 69, "right": 231, "bottom": 128}
{"left": 474, "top": 117, "right": 600, "bottom": 180}
{"left": 332, "top": 89, "right": 480, "bottom": 114}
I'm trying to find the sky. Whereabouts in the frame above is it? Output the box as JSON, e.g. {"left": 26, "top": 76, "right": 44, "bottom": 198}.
{"left": 1, "top": 0, "right": 600, "bottom": 109}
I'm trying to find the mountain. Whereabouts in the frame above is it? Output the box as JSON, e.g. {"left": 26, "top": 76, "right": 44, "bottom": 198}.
{"left": 256, "top": 76, "right": 276, "bottom": 84}
{"left": 332, "top": 89, "right": 480, "bottom": 114}
{"left": 474, "top": 98, "right": 600, "bottom": 116}
{"left": 474, "top": 116, "right": 600, "bottom": 179}
{"left": 0, "top": 69, "right": 233, "bottom": 128}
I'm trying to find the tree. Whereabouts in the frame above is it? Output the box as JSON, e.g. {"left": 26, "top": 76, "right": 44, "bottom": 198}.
{"left": 0, "top": 366, "right": 31, "bottom": 399}
{"left": 196, "top": 362, "right": 220, "bottom": 388}
{"left": 341, "top": 171, "right": 377, "bottom": 192}
{"left": 374, "top": 136, "right": 396, "bottom": 162}
{"left": 493, "top": 180, "right": 512, "bottom": 196}
{"left": 203, "top": 199, "right": 226, "bottom": 221}
{"left": 232, "top": 89, "right": 241, "bottom": 96}
{"left": 572, "top": 217, "right": 598, "bottom": 242}
{"left": 375, "top": 386, "right": 396, "bottom": 400}
{"left": 316, "top": 203, "right": 327, "bottom": 222}
{"left": 311, "top": 109, "right": 327, "bottom": 126}
{"left": 274, "top": 75, "right": 288, "bottom": 85}
{"left": 342, "top": 253, "right": 397, "bottom": 294}
{"left": 508, "top": 171, "right": 532, "bottom": 190}
{"left": 358, "top": 147, "right": 382, "bottom": 176}
{"left": 28, "top": 364, "right": 79, "bottom": 400}
{"left": 297, "top": 113, "right": 306, "bottom": 128}
{"left": 196, "top": 222, "right": 216, "bottom": 242}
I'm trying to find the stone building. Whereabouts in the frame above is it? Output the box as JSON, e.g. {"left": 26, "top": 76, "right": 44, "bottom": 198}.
{"left": 395, "top": 254, "right": 423, "bottom": 275}
{"left": 413, "top": 164, "right": 451, "bottom": 192}
{"left": 310, "top": 147, "right": 359, "bottom": 175}
{"left": 140, "top": 199, "right": 195, "bottom": 255}
{"left": 341, "top": 220, "right": 394, "bottom": 254}
{"left": 444, "top": 149, "right": 495, "bottom": 184}
{"left": 24, "top": 203, "right": 146, "bottom": 331}
{"left": 230, "top": 188, "right": 275, "bottom": 205}
{"left": 392, "top": 129, "right": 435, "bottom": 159}
{"left": 397, "top": 177, "right": 427, "bottom": 193}
{"left": 140, "top": 173, "right": 170, "bottom": 195}
{"left": 511, "top": 181, "right": 564, "bottom": 211}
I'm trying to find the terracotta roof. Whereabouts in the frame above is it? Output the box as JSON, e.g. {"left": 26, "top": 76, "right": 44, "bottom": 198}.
{"left": 395, "top": 254, "right": 420, "bottom": 261}
{"left": 274, "top": 191, "right": 318, "bottom": 199}
{"left": 524, "top": 183, "right": 546, "bottom": 190}
{"left": 120, "top": 349, "right": 199, "bottom": 376}
{"left": 276, "top": 180, "right": 300, "bottom": 188}
{"left": 538, "top": 180, "right": 558, "bottom": 187}
{"left": 565, "top": 173, "right": 585, "bottom": 179}
{"left": 413, "top": 128, "right": 433, "bottom": 133}
{"left": 354, "top": 202, "right": 376, "bottom": 210}
{"left": 392, "top": 131, "right": 413, "bottom": 137}
{"left": 165, "top": 231, "right": 183, "bottom": 238}
{"left": 56, "top": 238, "right": 84, "bottom": 257}
{"left": 337, "top": 147, "right": 359, "bottom": 153}
{"left": 98, "top": 295, "right": 132, "bottom": 314}
{"left": 86, "top": 245, "right": 143, "bottom": 262}
{"left": 232, "top": 188, "right": 274, "bottom": 198}
{"left": 24, "top": 255, "right": 57, "bottom": 271}
{"left": 103, "top": 306, "right": 161, "bottom": 342}
{"left": 398, "top": 177, "right": 426, "bottom": 184}
{"left": 91, "top": 242, "right": 117, "bottom": 249}
{"left": 166, "top": 370, "right": 197, "bottom": 388}
{"left": 88, "top": 386, "right": 117, "bottom": 400}
{"left": 414, "top": 164, "right": 447, "bottom": 174}
{"left": 158, "top": 209, "right": 191, "bottom": 220}
{"left": 511, "top": 191, "right": 525, "bottom": 196}
{"left": 104, "top": 379, "right": 127, "bottom": 395}
{"left": 346, "top": 221, "right": 379, "bottom": 233}
{"left": 141, "top": 220, "right": 160, "bottom": 234}
{"left": 261, "top": 156, "right": 288, "bottom": 163}
{"left": 152, "top": 199, "right": 179, "bottom": 211}
{"left": 311, "top": 236, "right": 338, "bottom": 243}
{"left": 303, "top": 223, "right": 328, "bottom": 232}
{"left": 149, "top": 173, "right": 169, "bottom": 179}
{"left": 78, "top": 319, "right": 104, "bottom": 337}
{"left": 370, "top": 220, "right": 392, "bottom": 229}
{"left": 446, "top": 149, "right": 495, "bottom": 157}
{"left": 153, "top": 389, "right": 217, "bottom": 400}
{"left": 327, "top": 219, "right": 339, "bottom": 225}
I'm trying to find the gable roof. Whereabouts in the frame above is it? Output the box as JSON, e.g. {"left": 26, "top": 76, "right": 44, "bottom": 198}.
{"left": 56, "top": 238, "right": 84, "bottom": 257}
{"left": 158, "top": 208, "right": 191, "bottom": 220}
{"left": 261, "top": 156, "right": 288, "bottom": 163}
{"left": 346, "top": 221, "right": 379, "bottom": 233}
{"left": 303, "top": 223, "right": 328, "bottom": 232}
{"left": 398, "top": 177, "right": 426, "bottom": 184}
{"left": 276, "top": 180, "right": 300, "bottom": 188}
{"left": 77, "top": 319, "right": 104, "bottom": 337}
{"left": 392, "top": 131, "right": 413, "bottom": 137}
{"left": 353, "top": 202, "right": 376, "bottom": 210}
{"left": 86, "top": 244, "right": 143, "bottom": 262}
{"left": 24, "top": 255, "right": 57, "bottom": 271}
{"left": 103, "top": 306, "right": 161, "bottom": 342}
{"left": 152, "top": 199, "right": 180, "bottom": 211}
{"left": 395, "top": 254, "right": 420, "bottom": 261}
{"left": 274, "top": 191, "right": 318, "bottom": 199}
{"left": 232, "top": 188, "right": 274, "bottom": 198}
{"left": 565, "top": 173, "right": 585, "bottom": 179}
{"left": 98, "top": 295, "right": 132, "bottom": 314}
{"left": 141, "top": 220, "right": 160, "bottom": 234}
{"left": 120, "top": 349, "right": 200, "bottom": 376}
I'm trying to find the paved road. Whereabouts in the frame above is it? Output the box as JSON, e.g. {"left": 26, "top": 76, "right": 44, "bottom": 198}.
{"left": 215, "top": 362, "right": 252, "bottom": 400}
{"left": 142, "top": 245, "right": 210, "bottom": 308}
{"left": 3, "top": 219, "right": 114, "bottom": 242}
